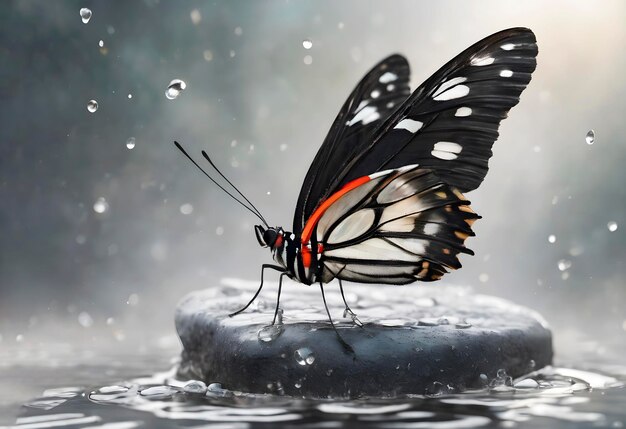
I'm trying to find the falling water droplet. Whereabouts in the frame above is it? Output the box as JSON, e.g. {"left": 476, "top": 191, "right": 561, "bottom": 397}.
{"left": 126, "top": 137, "right": 136, "bottom": 149}
{"left": 77, "top": 311, "right": 93, "bottom": 328}
{"left": 302, "top": 39, "right": 313, "bottom": 49}
{"left": 93, "top": 197, "right": 108, "bottom": 213}
{"left": 87, "top": 100, "right": 98, "bottom": 113}
{"left": 179, "top": 203, "right": 193, "bottom": 215}
{"left": 80, "top": 8, "right": 92, "bottom": 24}
{"left": 608, "top": 221, "right": 618, "bottom": 232}
{"left": 165, "top": 79, "right": 186, "bottom": 100}
{"left": 294, "top": 347, "right": 316, "bottom": 366}
{"left": 98, "top": 40, "right": 104, "bottom": 48}
{"left": 548, "top": 234, "right": 556, "bottom": 244}
{"left": 585, "top": 129, "right": 595, "bottom": 145}
{"left": 557, "top": 259, "right": 572, "bottom": 271}
{"left": 303, "top": 55, "right": 313, "bottom": 65}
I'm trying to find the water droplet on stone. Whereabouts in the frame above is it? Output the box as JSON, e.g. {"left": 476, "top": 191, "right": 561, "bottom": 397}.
{"left": 179, "top": 203, "right": 193, "bottom": 215}
{"left": 258, "top": 324, "right": 283, "bottom": 342}
{"left": 80, "top": 8, "right": 92, "bottom": 24}
{"left": 126, "top": 137, "right": 136, "bottom": 149}
{"left": 586, "top": 129, "right": 595, "bottom": 145}
{"left": 479, "top": 373, "right": 489, "bottom": 384}
{"left": 206, "top": 382, "right": 233, "bottom": 397}
{"left": 514, "top": 378, "right": 539, "bottom": 388}
{"left": 93, "top": 197, "right": 108, "bottom": 213}
{"left": 165, "top": 79, "right": 186, "bottom": 100}
{"left": 183, "top": 380, "right": 207, "bottom": 394}
{"left": 455, "top": 321, "right": 472, "bottom": 329}
{"left": 294, "top": 347, "right": 315, "bottom": 366}
{"left": 548, "top": 234, "right": 556, "bottom": 243}
{"left": 558, "top": 259, "right": 572, "bottom": 271}
{"left": 425, "top": 381, "right": 444, "bottom": 396}
{"left": 608, "top": 221, "right": 618, "bottom": 232}
{"left": 87, "top": 99, "right": 98, "bottom": 113}
{"left": 302, "top": 39, "right": 313, "bottom": 49}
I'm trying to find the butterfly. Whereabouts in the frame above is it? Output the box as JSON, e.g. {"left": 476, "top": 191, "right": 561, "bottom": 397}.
{"left": 175, "top": 27, "right": 537, "bottom": 348}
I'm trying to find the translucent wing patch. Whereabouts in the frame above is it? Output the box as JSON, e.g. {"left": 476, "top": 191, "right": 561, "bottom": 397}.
{"left": 312, "top": 166, "right": 480, "bottom": 284}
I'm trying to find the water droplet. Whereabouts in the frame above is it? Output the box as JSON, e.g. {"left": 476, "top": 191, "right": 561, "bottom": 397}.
{"left": 294, "top": 347, "right": 316, "bottom": 366}
{"left": 229, "top": 50, "right": 236, "bottom": 58}
{"left": 338, "top": 22, "right": 345, "bottom": 29}
{"left": 206, "top": 382, "right": 233, "bottom": 397}
{"left": 479, "top": 373, "right": 489, "bottom": 384}
{"left": 455, "top": 321, "right": 472, "bottom": 329}
{"left": 76, "top": 234, "right": 86, "bottom": 245}
{"left": 548, "top": 234, "right": 556, "bottom": 243}
{"left": 106, "top": 317, "right": 115, "bottom": 325}
{"left": 585, "top": 129, "right": 595, "bottom": 145}
{"left": 258, "top": 324, "right": 283, "bottom": 342}
{"left": 87, "top": 99, "right": 98, "bottom": 113}
{"left": 98, "top": 40, "right": 104, "bottom": 48}
{"left": 165, "top": 79, "right": 186, "bottom": 100}
{"left": 496, "top": 369, "right": 507, "bottom": 378}
{"left": 514, "top": 378, "right": 539, "bottom": 388}
{"left": 80, "top": 8, "right": 92, "bottom": 24}
{"left": 203, "top": 50, "right": 213, "bottom": 62}
{"left": 279, "top": 143, "right": 288, "bottom": 151}
{"left": 127, "top": 93, "right": 132, "bottom": 99}
{"left": 126, "top": 137, "right": 136, "bottom": 149}
{"left": 558, "top": 259, "right": 572, "bottom": 271}
{"left": 190, "top": 9, "right": 202, "bottom": 25}
{"left": 425, "top": 381, "right": 444, "bottom": 396}
{"left": 183, "top": 380, "right": 207, "bottom": 394}
{"left": 234, "top": 26, "right": 243, "bottom": 36}
{"left": 78, "top": 311, "right": 93, "bottom": 328}
{"left": 490, "top": 369, "right": 514, "bottom": 391}
{"left": 93, "top": 197, "right": 108, "bottom": 213}
{"left": 528, "top": 359, "right": 536, "bottom": 369}
{"left": 608, "top": 221, "right": 618, "bottom": 232}
{"left": 139, "top": 385, "right": 179, "bottom": 399}
{"left": 215, "top": 226, "right": 224, "bottom": 236}
{"left": 179, "top": 203, "right": 193, "bottom": 215}
{"left": 302, "top": 39, "right": 313, "bottom": 49}
{"left": 303, "top": 55, "right": 313, "bottom": 65}
{"left": 294, "top": 382, "right": 302, "bottom": 388}
{"left": 478, "top": 273, "right": 489, "bottom": 283}
{"left": 126, "top": 293, "right": 139, "bottom": 306}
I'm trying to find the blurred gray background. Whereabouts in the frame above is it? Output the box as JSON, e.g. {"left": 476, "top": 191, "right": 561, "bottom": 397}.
{"left": 0, "top": 0, "right": 625, "bottom": 358}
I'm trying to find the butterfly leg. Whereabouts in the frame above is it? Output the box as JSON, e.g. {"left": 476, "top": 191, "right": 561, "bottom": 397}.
{"left": 319, "top": 282, "right": 355, "bottom": 354}
{"left": 338, "top": 279, "right": 363, "bottom": 327}
{"left": 229, "top": 264, "right": 285, "bottom": 317}
{"left": 271, "top": 272, "right": 287, "bottom": 325}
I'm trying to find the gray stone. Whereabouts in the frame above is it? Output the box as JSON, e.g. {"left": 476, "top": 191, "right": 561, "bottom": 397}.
{"left": 175, "top": 279, "right": 552, "bottom": 398}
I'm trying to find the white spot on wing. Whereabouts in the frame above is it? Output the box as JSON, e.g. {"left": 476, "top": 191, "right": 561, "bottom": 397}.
{"left": 501, "top": 43, "right": 516, "bottom": 51}
{"left": 379, "top": 72, "right": 398, "bottom": 83}
{"left": 455, "top": 107, "right": 472, "bottom": 117}
{"left": 347, "top": 106, "right": 380, "bottom": 126}
{"left": 433, "top": 141, "right": 462, "bottom": 154}
{"left": 356, "top": 100, "right": 368, "bottom": 111}
{"left": 431, "top": 150, "right": 458, "bottom": 160}
{"left": 371, "top": 90, "right": 380, "bottom": 99}
{"left": 423, "top": 223, "right": 440, "bottom": 235}
{"left": 394, "top": 118, "right": 423, "bottom": 133}
{"left": 433, "top": 77, "right": 467, "bottom": 98}
{"left": 389, "top": 237, "right": 427, "bottom": 255}
{"left": 470, "top": 56, "right": 495, "bottom": 66}
{"left": 500, "top": 69, "right": 513, "bottom": 78}
{"left": 435, "top": 85, "right": 470, "bottom": 101}
{"left": 386, "top": 84, "right": 395, "bottom": 91}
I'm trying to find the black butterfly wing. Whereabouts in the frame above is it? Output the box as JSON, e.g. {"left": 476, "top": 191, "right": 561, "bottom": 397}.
{"left": 294, "top": 28, "right": 537, "bottom": 238}
{"left": 292, "top": 54, "right": 411, "bottom": 235}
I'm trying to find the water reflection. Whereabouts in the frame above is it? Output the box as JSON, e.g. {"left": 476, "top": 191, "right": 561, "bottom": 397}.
{"left": 8, "top": 364, "right": 624, "bottom": 428}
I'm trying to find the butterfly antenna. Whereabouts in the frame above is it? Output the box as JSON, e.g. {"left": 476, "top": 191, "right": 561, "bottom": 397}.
{"left": 174, "top": 141, "right": 268, "bottom": 226}
{"left": 201, "top": 150, "right": 269, "bottom": 226}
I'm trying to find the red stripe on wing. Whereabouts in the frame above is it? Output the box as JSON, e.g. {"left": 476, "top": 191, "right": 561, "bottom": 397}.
{"left": 300, "top": 175, "right": 371, "bottom": 245}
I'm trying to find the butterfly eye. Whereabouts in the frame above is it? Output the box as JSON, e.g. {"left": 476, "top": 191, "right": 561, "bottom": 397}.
{"left": 263, "top": 229, "right": 278, "bottom": 248}
{"left": 254, "top": 225, "right": 267, "bottom": 247}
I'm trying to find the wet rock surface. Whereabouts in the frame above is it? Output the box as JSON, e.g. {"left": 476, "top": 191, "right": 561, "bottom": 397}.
{"left": 175, "top": 279, "right": 552, "bottom": 398}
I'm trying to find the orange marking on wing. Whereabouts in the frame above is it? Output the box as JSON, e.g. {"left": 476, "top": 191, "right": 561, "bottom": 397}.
{"left": 300, "top": 175, "right": 371, "bottom": 244}
{"left": 302, "top": 245, "right": 312, "bottom": 268}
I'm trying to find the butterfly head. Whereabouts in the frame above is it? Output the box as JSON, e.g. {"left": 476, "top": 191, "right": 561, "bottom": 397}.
{"left": 255, "top": 225, "right": 284, "bottom": 249}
